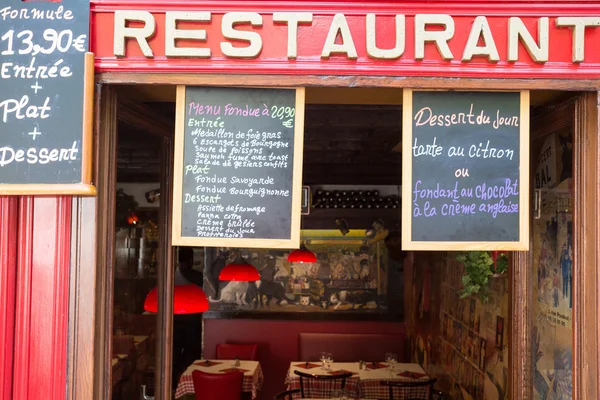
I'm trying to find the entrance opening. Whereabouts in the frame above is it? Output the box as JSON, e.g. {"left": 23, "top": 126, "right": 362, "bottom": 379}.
{"left": 107, "top": 86, "right": 574, "bottom": 400}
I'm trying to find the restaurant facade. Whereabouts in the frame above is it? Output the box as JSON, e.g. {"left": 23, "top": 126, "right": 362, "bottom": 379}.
{"left": 2, "top": 0, "right": 600, "bottom": 399}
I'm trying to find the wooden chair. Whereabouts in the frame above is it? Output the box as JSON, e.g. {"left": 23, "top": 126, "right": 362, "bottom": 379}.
{"left": 215, "top": 343, "right": 259, "bottom": 361}
{"left": 191, "top": 370, "right": 244, "bottom": 400}
{"left": 380, "top": 378, "right": 438, "bottom": 400}
{"left": 293, "top": 370, "right": 353, "bottom": 399}
{"left": 273, "top": 388, "right": 301, "bottom": 400}
{"left": 112, "top": 335, "right": 135, "bottom": 355}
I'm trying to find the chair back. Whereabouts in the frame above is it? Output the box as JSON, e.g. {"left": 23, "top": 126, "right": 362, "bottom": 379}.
{"left": 191, "top": 370, "right": 244, "bottom": 400}
{"left": 113, "top": 335, "right": 135, "bottom": 355}
{"left": 293, "top": 370, "right": 353, "bottom": 399}
{"left": 215, "top": 343, "right": 259, "bottom": 361}
{"left": 381, "top": 378, "right": 438, "bottom": 400}
{"left": 273, "top": 388, "right": 301, "bottom": 400}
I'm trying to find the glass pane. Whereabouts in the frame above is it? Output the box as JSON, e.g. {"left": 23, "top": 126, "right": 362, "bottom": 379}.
{"left": 112, "top": 129, "right": 162, "bottom": 399}
{"left": 532, "top": 130, "right": 573, "bottom": 399}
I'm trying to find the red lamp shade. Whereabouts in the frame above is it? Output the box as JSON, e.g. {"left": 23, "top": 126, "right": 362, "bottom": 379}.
{"left": 219, "top": 255, "right": 260, "bottom": 281}
{"left": 143, "top": 284, "right": 209, "bottom": 314}
{"left": 287, "top": 243, "right": 317, "bottom": 263}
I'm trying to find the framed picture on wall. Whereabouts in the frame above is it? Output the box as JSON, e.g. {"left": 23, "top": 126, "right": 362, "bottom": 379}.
{"left": 201, "top": 230, "right": 402, "bottom": 321}
{"left": 496, "top": 316, "right": 505, "bottom": 349}
{"left": 479, "top": 338, "right": 486, "bottom": 372}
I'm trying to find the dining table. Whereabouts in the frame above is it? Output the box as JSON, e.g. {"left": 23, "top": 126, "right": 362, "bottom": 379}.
{"left": 111, "top": 335, "right": 150, "bottom": 386}
{"left": 285, "top": 361, "right": 429, "bottom": 400}
{"left": 175, "top": 359, "right": 264, "bottom": 399}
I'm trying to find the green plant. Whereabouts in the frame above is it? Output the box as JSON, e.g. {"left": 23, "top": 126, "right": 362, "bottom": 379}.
{"left": 456, "top": 251, "right": 508, "bottom": 302}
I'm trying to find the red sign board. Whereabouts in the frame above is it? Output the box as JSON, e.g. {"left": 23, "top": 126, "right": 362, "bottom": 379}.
{"left": 91, "top": 0, "right": 600, "bottom": 79}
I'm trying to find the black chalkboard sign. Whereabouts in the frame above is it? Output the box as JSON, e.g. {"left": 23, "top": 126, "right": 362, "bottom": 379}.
{"left": 0, "top": 0, "right": 95, "bottom": 195}
{"left": 402, "top": 90, "right": 529, "bottom": 251}
{"left": 172, "top": 86, "right": 305, "bottom": 249}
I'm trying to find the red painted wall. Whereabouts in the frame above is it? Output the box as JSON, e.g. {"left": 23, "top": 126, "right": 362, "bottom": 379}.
{"left": 91, "top": 0, "right": 600, "bottom": 78}
{"left": 0, "top": 197, "right": 17, "bottom": 400}
{"left": 0, "top": 197, "right": 72, "bottom": 400}
{"left": 203, "top": 318, "right": 406, "bottom": 400}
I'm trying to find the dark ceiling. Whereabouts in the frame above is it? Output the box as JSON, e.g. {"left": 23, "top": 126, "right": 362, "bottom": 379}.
{"left": 117, "top": 103, "right": 402, "bottom": 185}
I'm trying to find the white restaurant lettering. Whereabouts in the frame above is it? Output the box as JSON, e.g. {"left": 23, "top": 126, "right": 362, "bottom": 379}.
{"left": 112, "top": 11, "right": 600, "bottom": 63}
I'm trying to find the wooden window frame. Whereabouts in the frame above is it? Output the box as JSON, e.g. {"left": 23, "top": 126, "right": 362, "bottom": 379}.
{"left": 68, "top": 74, "right": 600, "bottom": 400}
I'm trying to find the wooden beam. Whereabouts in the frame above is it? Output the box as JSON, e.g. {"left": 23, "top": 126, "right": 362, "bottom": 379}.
{"left": 304, "top": 128, "right": 401, "bottom": 140}
{"left": 303, "top": 163, "right": 401, "bottom": 185}
{"left": 573, "top": 92, "right": 600, "bottom": 400}
{"left": 92, "top": 85, "right": 118, "bottom": 400}
{"left": 530, "top": 97, "right": 576, "bottom": 142}
{"left": 509, "top": 250, "right": 532, "bottom": 400}
{"left": 156, "top": 136, "right": 175, "bottom": 400}
{"left": 98, "top": 73, "right": 600, "bottom": 92}
{"left": 118, "top": 98, "right": 174, "bottom": 138}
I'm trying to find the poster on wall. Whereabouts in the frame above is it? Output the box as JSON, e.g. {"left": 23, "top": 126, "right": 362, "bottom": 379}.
{"left": 402, "top": 89, "right": 530, "bottom": 251}
{"left": 171, "top": 85, "right": 305, "bottom": 249}
{"left": 532, "top": 179, "right": 573, "bottom": 400}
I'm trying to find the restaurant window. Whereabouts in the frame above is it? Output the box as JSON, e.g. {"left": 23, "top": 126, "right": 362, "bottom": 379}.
{"left": 111, "top": 125, "right": 163, "bottom": 399}
{"left": 101, "top": 85, "right": 577, "bottom": 400}
{"left": 530, "top": 98, "right": 574, "bottom": 399}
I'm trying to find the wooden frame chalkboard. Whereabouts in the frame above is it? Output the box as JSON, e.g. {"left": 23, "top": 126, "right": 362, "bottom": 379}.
{"left": 0, "top": 0, "right": 95, "bottom": 196}
{"left": 172, "top": 85, "right": 305, "bottom": 249}
{"left": 402, "top": 89, "right": 530, "bottom": 251}
{"left": 0, "top": 52, "right": 95, "bottom": 196}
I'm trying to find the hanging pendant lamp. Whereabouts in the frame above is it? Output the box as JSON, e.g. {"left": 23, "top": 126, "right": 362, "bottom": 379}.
{"left": 287, "top": 242, "right": 317, "bottom": 263}
{"left": 143, "top": 284, "right": 209, "bottom": 314}
{"left": 219, "top": 253, "right": 260, "bottom": 281}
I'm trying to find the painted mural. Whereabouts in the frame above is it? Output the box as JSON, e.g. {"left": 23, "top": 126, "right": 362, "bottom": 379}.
{"left": 532, "top": 179, "right": 573, "bottom": 400}
{"left": 203, "top": 230, "right": 397, "bottom": 316}
{"left": 407, "top": 252, "right": 509, "bottom": 400}
{"left": 531, "top": 126, "right": 573, "bottom": 400}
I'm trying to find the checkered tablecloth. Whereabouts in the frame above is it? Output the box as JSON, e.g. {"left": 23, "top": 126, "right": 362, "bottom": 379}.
{"left": 175, "top": 360, "right": 264, "bottom": 399}
{"left": 286, "top": 362, "right": 429, "bottom": 400}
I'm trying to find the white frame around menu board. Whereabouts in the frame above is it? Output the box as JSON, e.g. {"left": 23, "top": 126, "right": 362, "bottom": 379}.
{"left": 401, "top": 89, "right": 530, "bottom": 251}
{"left": 171, "top": 85, "right": 305, "bottom": 249}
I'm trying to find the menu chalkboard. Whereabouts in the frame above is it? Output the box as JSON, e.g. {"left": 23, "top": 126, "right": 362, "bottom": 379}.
{"left": 0, "top": 0, "right": 94, "bottom": 195}
{"left": 172, "top": 86, "right": 305, "bottom": 249}
{"left": 402, "top": 90, "right": 529, "bottom": 251}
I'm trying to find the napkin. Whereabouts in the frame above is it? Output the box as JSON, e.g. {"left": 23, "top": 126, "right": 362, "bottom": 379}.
{"left": 366, "top": 362, "right": 387, "bottom": 370}
{"left": 397, "top": 371, "right": 427, "bottom": 379}
{"left": 295, "top": 362, "right": 322, "bottom": 370}
{"left": 193, "top": 360, "right": 222, "bottom": 367}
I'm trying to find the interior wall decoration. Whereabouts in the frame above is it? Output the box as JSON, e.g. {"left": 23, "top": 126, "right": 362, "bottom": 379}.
{"left": 532, "top": 179, "right": 573, "bottom": 400}
{"left": 407, "top": 252, "right": 509, "bottom": 400}
{"left": 202, "top": 230, "right": 403, "bottom": 320}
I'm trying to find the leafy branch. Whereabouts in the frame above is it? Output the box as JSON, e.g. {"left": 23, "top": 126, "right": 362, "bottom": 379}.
{"left": 456, "top": 251, "right": 508, "bottom": 303}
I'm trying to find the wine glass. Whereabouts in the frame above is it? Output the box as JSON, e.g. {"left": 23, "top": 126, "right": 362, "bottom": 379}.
{"left": 385, "top": 353, "right": 398, "bottom": 371}
{"left": 320, "top": 352, "right": 328, "bottom": 370}
{"left": 326, "top": 353, "right": 333, "bottom": 370}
